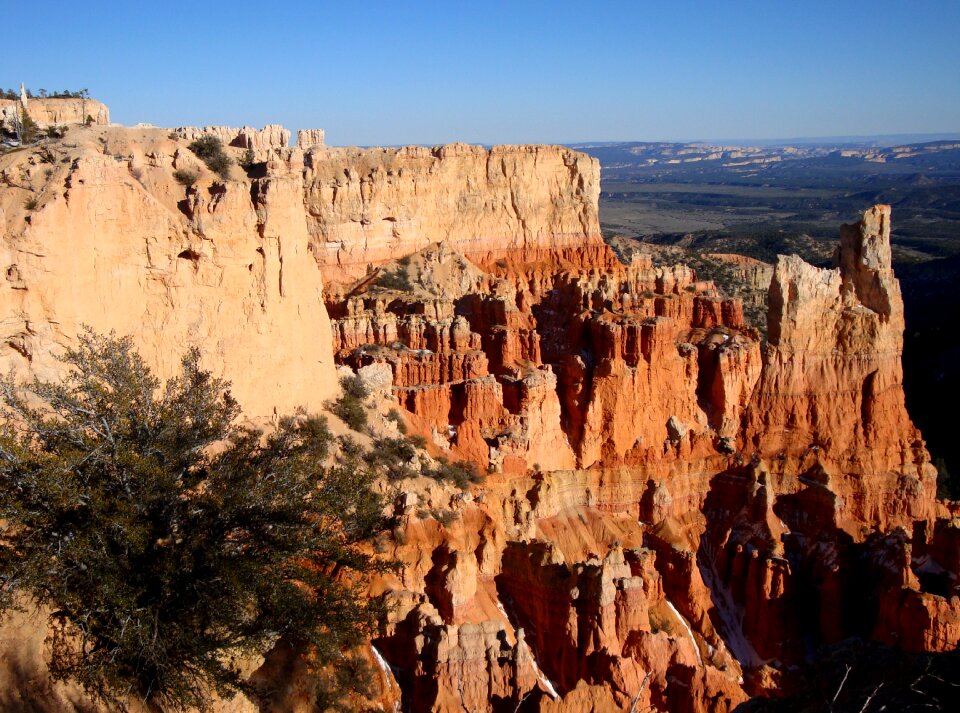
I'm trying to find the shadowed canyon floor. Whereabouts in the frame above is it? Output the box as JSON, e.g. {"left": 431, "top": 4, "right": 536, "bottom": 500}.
{"left": 0, "top": 120, "right": 957, "bottom": 711}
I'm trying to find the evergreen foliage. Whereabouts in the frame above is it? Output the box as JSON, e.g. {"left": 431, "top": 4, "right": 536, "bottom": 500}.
{"left": 20, "top": 111, "right": 40, "bottom": 143}
{"left": 187, "top": 135, "right": 233, "bottom": 180}
{"left": 173, "top": 168, "right": 198, "bottom": 186}
{"left": 0, "top": 331, "right": 384, "bottom": 710}
{"left": 329, "top": 375, "right": 370, "bottom": 432}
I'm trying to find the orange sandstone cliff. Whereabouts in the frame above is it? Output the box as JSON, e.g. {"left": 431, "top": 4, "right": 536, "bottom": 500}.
{"left": 0, "top": 95, "right": 111, "bottom": 132}
{"left": 0, "top": 124, "right": 338, "bottom": 419}
{"left": 301, "top": 142, "right": 608, "bottom": 283}
{"left": 0, "top": 121, "right": 957, "bottom": 711}
{"left": 330, "top": 203, "right": 957, "bottom": 710}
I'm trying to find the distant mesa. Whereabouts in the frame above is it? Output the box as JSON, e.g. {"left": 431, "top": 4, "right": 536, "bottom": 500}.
{"left": 168, "top": 126, "right": 326, "bottom": 151}
{"left": 297, "top": 128, "right": 325, "bottom": 148}
{"left": 0, "top": 90, "right": 110, "bottom": 136}
{"left": 1, "top": 86, "right": 326, "bottom": 152}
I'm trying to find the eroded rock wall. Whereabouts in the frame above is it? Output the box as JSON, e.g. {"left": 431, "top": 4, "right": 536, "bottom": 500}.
{"left": 336, "top": 206, "right": 956, "bottom": 711}
{"left": 1, "top": 117, "right": 956, "bottom": 712}
{"left": 173, "top": 123, "right": 291, "bottom": 151}
{"left": 0, "top": 125, "right": 337, "bottom": 419}
{"left": 0, "top": 96, "right": 110, "bottom": 131}
{"left": 301, "top": 142, "right": 606, "bottom": 283}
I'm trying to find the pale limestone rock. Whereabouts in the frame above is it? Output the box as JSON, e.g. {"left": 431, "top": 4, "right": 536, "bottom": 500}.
{"left": 357, "top": 362, "right": 394, "bottom": 395}
{"left": 0, "top": 126, "right": 337, "bottom": 421}
{"left": 296, "top": 128, "right": 325, "bottom": 148}
{"left": 666, "top": 415, "right": 689, "bottom": 442}
{"left": 0, "top": 97, "right": 109, "bottom": 133}
{"left": 750, "top": 204, "right": 937, "bottom": 529}
{"left": 300, "top": 143, "right": 603, "bottom": 283}
{"left": 173, "top": 123, "right": 291, "bottom": 150}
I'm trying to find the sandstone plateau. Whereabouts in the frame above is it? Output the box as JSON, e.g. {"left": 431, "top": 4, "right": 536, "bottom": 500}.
{"left": 0, "top": 115, "right": 957, "bottom": 711}
{"left": 1, "top": 95, "right": 111, "bottom": 135}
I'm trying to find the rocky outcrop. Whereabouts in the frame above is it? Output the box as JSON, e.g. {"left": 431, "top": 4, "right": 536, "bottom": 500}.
{"left": 349, "top": 205, "right": 955, "bottom": 711}
{"left": 296, "top": 128, "right": 325, "bottom": 148}
{"left": 0, "top": 96, "right": 110, "bottom": 132}
{"left": 704, "top": 252, "right": 773, "bottom": 320}
{"left": 704, "top": 253, "right": 773, "bottom": 292}
{"left": 748, "top": 205, "right": 936, "bottom": 527}
{"left": 330, "top": 244, "right": 753, "bottom": 475}
{"left": 1, "top": 114, "right": 955, "bottom": 712}
{"left": 173, "top": 123, "right": 291, "bottom": 150}
{"left": 300, "top": 143, "right": 606, "bottom": 284}
{"left": 0, "top": 125, "right": 337, "bottom": 420}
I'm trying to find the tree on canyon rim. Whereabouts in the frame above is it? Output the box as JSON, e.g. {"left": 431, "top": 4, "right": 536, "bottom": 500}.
{"left": 0, "top": 330, "right": 385, "bottom": 710}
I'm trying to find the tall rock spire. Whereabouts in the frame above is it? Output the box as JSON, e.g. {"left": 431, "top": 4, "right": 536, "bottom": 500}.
{"left": 748, "top": 204, "right": 936, "bottom": 530}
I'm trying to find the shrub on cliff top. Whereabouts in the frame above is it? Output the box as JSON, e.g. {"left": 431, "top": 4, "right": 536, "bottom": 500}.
{"left": 328, "top": 374, "right": 370, "bottom": 432}
{"left": 429, "top": 457, "right": 482, "bottom": 490}
{"left": 20, "top": 111, "right": 40, "bottom": 144}
{"left": 173, "top": 168, "right": 198, "bottom": 186}
{"left": 187, "top": 135, "right": 233, "bottom": 180}
{"left": 375, "top": 267, "right": 413, "bottom": 292}
{"left": 0, "top": 331, "right": 385, "bottom": 710}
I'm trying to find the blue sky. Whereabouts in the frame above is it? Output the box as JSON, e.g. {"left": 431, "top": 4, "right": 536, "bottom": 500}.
{"left": 5, "top": 1, "right": 959, "bottom": 146}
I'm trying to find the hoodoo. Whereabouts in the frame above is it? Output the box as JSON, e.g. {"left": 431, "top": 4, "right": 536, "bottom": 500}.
{"left": 0, "top": 117, "right": 956, "bottom": 711}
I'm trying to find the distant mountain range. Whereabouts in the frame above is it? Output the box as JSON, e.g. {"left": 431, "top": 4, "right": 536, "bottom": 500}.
{"left": 568, "top": 138, "right": 960, "bottom": 181}
{"left": 570, "top": 133, "right": 960, "bottom": 149}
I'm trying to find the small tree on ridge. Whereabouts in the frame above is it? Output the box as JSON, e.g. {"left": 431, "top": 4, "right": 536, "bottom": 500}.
{"left": 0, "top": 330, "right": 384, "bottom": 710}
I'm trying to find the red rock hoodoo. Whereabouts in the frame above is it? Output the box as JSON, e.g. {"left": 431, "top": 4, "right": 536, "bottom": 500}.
{"left": 337, "top": 204, "right": 957, "bottom": 711}
{"left": 1, "top": 121, "right": 956, "bottom": 710}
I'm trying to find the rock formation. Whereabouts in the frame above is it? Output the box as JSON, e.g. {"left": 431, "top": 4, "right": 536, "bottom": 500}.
{"left": 334, "top": 204, "right": 957, "bottom": 711}
{"left": 173, "top": 123, "right": 291, "bottom": 151}
{"left": 296, "top": 128, "right": 325, "bottom": 148}
{"left": 1, "top": 96, "right": 110, "bottom": 135}
{"left": 0, "top": 117, "right": 956, "bottom": 711}
{"left": 300, "top": 142, "right": 606, "bottom": 283}
{"left": 0, "top": 124, "right": 336, "bottom": 420}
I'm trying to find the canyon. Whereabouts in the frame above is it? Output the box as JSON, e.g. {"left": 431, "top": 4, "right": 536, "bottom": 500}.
{"left": 0, "top": 115, "right": 957, "bottom": 711}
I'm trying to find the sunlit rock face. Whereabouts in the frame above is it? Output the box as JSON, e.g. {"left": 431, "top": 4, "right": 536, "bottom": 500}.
{"left": 1, "top": 116, "right": 956, "bottom": 711}
{"left": 0, "top": 96, "right": 110, "bottom": 132}
{"left": 300, "top": 142, "right": 609, "bottom": 284}
{"left": 0, "top": 125, "right": 338, "bottom": 420}
{"left": 332, "top": 203, "right": 954, "bottom": 711}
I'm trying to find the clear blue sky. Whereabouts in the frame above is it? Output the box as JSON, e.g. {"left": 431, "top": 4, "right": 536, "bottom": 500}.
{"left": 5, "top": 0, "right": 959, "bottom": 146}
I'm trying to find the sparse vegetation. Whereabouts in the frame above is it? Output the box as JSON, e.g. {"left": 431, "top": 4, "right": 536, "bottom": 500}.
{"left": 187, "top": 135, "right": 233, "bottom": 180}
{"left": 2, "top": 87, "right": 90, "bottom": 100}
{"left": 0, "top": 331, "right": 385, "bottom": 710}
{"left": 328, "top": 374, "right": 370, "bottom": 432}
{"left": 385, "top": 407, "right": 408, "bottom": 434}
{"left": 173, "top": 168, "right": 198, "bottom": 186}
{"left": 24, "top": 197, "right": 38, "bottom": 211}
{"left": 365, "top": 436, "right": 417, "bottom": 481}
{"left": 417, "top": 508, "right": 459, "bottom": 526}
{"left": 20, "top": 111, "right": 40, "bottom": 144}
{"left": 428, "top": 457, "right": 482, "bottom": 490}
{"left": 375, "top": 267, "right": 413, "bottom": 291}
{"left": 238, "top": 148, "right": 255, "bottom": 168}
{"left": 434, "top": 509, "right": 459, "bottom": 526}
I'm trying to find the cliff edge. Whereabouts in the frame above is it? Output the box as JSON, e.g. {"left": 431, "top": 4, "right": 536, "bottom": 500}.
{"left": 0, "top": 124, "right": 337, "bottom": 419}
